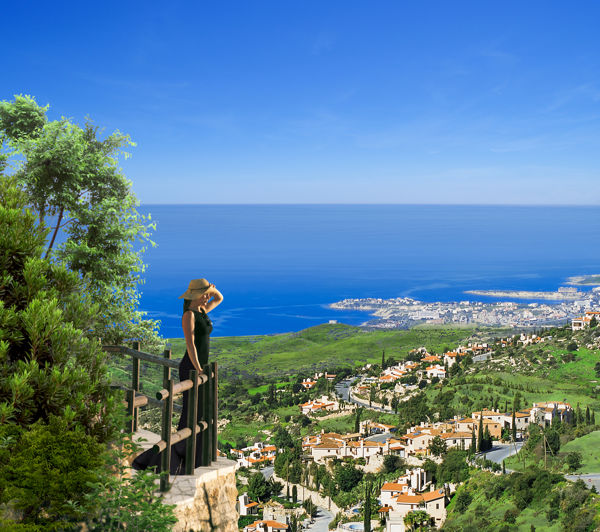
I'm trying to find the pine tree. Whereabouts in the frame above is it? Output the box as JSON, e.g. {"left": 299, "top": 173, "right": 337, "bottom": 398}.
{"left": 470, "top": 427, "right": 476, "bottom": 455}
{"left": 364, "top": 480, "right": 372, "bottom": 532}
{"left": 382, "top": 350, "right": 386, "bottom": 370}
{"left": 586, "top": 406, "right": 590, "bottom": 425}
{"left": 512, "top": 410, "right": 517, "bottom": 442}
{"left": 477, "top": 416, "right": 484, "bottom": 452}
{"left": 483, "top": 426, "right": 492, "bottom": 452}
{"left": 502, "top": 460, "right": 506, "bottom": 474}
{"left": 592, "top": 411, "right": 596, "bottom": 426}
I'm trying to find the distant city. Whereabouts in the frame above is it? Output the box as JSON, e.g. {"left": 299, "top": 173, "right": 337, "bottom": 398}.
{"left": 330, "top": 286, "right": 600, "bottom": 329}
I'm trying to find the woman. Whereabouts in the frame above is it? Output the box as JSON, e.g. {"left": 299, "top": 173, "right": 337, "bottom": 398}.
{"left": 132, "top": 278, "right": 223, "bottom": 474}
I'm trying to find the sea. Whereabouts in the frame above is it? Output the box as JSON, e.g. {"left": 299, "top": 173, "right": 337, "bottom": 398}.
{"left": 137, "top": 205, "right": 600, "bottom": 338}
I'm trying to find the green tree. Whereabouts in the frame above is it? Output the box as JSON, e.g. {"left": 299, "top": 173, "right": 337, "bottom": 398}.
{"left": 355, "top": 407, "right": 363, "bottom": 433}
{"left": 1, "top": 95, "right": 159, "bottom": 348}
{"left": 247, "top": 472, "right": 272, "bottom": 502}
{"left": 335, "top": 463, "right": 363, "bottom": 492}
{"left": 477, "top": 417, "right": 484, "bottom": 452}
{"left": 369, "top": 386, "right": 376, "bottom": 407}
{"left": 0, "top": 176, "right": 173, "bottom": 530}
{"left": 566, "top": 451, "right": 583, "bottom": 472}
{"left": 512, "top": 410, "right": 517, "bottom": 442}
{"left": 428, "top": 435, "right": 448, "bottom": 457}
{"left": 454, "top": 490, "right": 472, "bottom": 512}
{"left": 363, "top": 480, "right": 372, "bottom": 532}
{"left": 404, "top": 509, "right": 430, "bottom": 531}
{"left": 292, "top": 484, "right": 297, "bottom": 503}
{"left": 382, "top": 454, "right": 405, "bottom": 474}
{"left": 438, "top": 450, "right": 469, "bottom": 484}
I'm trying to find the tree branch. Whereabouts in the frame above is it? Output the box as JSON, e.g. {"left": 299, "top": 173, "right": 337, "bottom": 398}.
{"left": 45, "top": 206, "right": 64, "bottom": 259}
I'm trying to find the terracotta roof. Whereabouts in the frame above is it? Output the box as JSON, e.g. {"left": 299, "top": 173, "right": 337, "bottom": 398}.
{"left": 247, "top": 520, "right": 288, "bottom": 530}
{"left": 245, "top": 502, "right": 259, "bottom": 508}
{"left": 396, "top": 494, "right": 425, "bottom": 504}
{"left": 381, "top": 482, "right": 408, "bottom": 491}
{"left": 422, "top": 489, "right": 445, "bottom": 502}
{"left": 378, "top": 506, "right": 393, "bottom": 512}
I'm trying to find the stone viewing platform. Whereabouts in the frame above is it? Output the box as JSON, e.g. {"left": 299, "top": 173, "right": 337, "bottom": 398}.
{"left": 133, "top": 429, "right": 238, "bottom": 531}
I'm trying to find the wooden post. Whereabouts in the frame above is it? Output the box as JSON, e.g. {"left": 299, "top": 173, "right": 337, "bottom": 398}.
{"left": 132, "top": 341, "right": 141, "bottom": 432}
{"left": 160, "top": 379, "right": 174, "bottom": 491}
{"left": 163, "top": 346, "right": 172, "bottom": 388}
{"left": 185, "top": 369, "right": 199, "bottom": 474}
{"left": 212, "top": 362, "right": 218, "bottom": 462}
{"left": 201, "top": 363, "right": 211, "bottom": 466}
{"left": 126, "top": 389, "right": 135, "bottom": 433}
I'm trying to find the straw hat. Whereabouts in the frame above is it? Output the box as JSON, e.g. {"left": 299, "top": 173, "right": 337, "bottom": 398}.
{"left": 179, "top": 278, "right": 211, "bottom": 299}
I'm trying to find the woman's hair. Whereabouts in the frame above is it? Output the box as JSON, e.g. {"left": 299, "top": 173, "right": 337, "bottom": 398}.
{"left": 183, "top": 299, "right": 192, "bottom": 312}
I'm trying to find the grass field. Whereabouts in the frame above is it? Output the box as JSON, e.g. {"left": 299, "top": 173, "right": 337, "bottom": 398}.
{"left": 561, "top": 431, "right": 600, "bottom": 472}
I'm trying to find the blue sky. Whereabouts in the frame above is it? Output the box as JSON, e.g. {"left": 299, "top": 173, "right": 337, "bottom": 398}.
{"left": 2, "top": 1, "right": 600, "bottom": 204}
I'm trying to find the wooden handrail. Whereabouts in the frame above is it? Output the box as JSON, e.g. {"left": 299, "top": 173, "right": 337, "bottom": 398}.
{"left": 105, "top": 342, "right": 218, "bottom": 490}
{"left": 152, "top": 422, "right": 209, "bottom": 454}
{"left": 156, "top": 374, "right": 208, "bottom": 401}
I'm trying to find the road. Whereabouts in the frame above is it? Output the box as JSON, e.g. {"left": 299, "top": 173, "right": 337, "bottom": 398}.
{"left": 260, "top": 466, "right": 334, "bottom": 531}
{"left": 565, "top": 473, "right": 600, "bottom": 491}
{"left": 334, "top": 377, "right": 390, "bottom": 412}
{"left": 480, "top": 442, "right": 525, "bottom": 465}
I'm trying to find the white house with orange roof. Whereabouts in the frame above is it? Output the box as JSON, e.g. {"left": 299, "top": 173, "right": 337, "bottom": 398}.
{"left": 238, "top": 493, "right": 259, "bottom": 516}
{"left": 244, "top": 520, "right": 288, "bottom": 532}
{"left": 443, "top": 351, "right": 458, "bottom": 367}
{"left": 530, "top": 401, "right": 572, "bottom": 426}
{"left": 572, "top": 310, "right": 599, "bottom": 330}
{"left": 385, "top": 488, "right": 447, "bottom": 531}
{"left": 235, "top": 441, "right": 278, "bottom": 468}
{"left": 299, "top": 395, "right": 339, "bottom": 415}
{"left": 425, "top": 364, "right": 446, "bottom": 380}
{"left": 360, "top": 420, "right": 396, "bottom": 435}
{"left": 400, "top": 427, "right": 439, "bottom": 455}
{"left": 301, "top": 378, "right": 317, "bottom": 390}
{"left": 303, "top": 431, "right": 387, "bottom": 463}
{"left": 314, "top": 371, "right": 337, "bottom": 381}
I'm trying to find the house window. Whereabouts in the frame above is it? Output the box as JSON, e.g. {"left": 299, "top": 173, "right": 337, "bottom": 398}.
{"left": 436, "top": 503, "right": 439, "bottom": 509}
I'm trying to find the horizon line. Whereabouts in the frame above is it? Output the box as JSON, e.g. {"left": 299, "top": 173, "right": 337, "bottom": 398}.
{"left": 139, "top": 202, "right": 600, "bottom": 207}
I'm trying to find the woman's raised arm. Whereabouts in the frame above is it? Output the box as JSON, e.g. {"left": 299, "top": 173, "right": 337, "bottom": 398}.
{"left": 202, "top": 285, "right": 224, "bottom": 314}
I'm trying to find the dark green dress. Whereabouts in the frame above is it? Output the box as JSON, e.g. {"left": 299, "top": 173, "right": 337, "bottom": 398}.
{"left": 132, "top": 308, "right": 212, "bottom": 474}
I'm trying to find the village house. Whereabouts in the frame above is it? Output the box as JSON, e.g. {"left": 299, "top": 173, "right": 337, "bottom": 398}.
{"left": 360, "top": 420, "right": 396, "bottom": 435}
{"left": 300, "top": 378, "right": 317, "bottom": 390}
{"left": 238, "top": 493, "right": 259, "bottom": 517}
{"left": 232, "top": 441, "right": 278, "bottom": 468}
{"left": 425, "top": 364, "right": 446, "bottom": 380}
{"left": 299, "top": 395, "right": 339, "bottom": 415}
{"left": 314, "top": 371, "right": 337, "bottom": 381}
{"left": 530, "top": 401, "right": 573, "bottom": 426}
{"left": 421, "top": 354, "right": 441, "bottom": 363}
{"left": 384, "top": 488, "right": 447, "bottom": 531}
{"left": 244, "top": 520, "right": 288, "bottom": 532}
{"left": 303, "top": 430, "right": 399, "bottom": 462}
{"left": 572, "top": 311, "right": 600, "bottom": 330}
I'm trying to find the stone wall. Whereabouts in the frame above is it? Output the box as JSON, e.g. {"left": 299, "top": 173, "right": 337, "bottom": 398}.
{"left": 163, "top": 457, "right": 239, "bottom": 532}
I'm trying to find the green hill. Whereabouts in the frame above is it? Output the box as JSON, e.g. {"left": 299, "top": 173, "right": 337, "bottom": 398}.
{"left": 167, "top": 323, "right": 478, "bottom": 380}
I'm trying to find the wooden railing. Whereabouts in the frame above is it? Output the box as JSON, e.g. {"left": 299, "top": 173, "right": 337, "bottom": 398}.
{"left": 103, "top": 342, "right": 218, "bottom": 491}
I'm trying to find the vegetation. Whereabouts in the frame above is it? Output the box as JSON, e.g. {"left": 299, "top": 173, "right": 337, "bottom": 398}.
{"left": 0, "top": 100, "right": 174, "bottom": 530}
{"left": 0, "top": 94, "right": 160, "bottom": 348}
{"left": 443, "top": 468, "right": 599, "bottom": 532}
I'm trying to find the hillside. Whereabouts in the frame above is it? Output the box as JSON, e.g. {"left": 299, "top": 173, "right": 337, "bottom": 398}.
{"left": 169, "top": 323, "right": 481, "bottom": 380}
